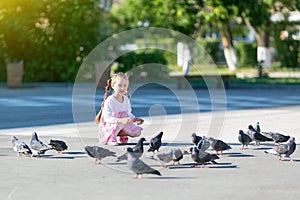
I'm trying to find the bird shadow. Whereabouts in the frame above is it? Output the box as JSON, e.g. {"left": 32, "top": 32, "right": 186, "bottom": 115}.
{"left": 63, "top": 151, "right": 86, "bottom": 155}
{"left": 252, "top": 147, "right": 273, "bottom": 151}
{"left": 208, "top": 165, "right": 238, "bottom": 169}
{"left": 168, "top": 164, "right": 195, "bottom": 169}
{"left": 168, "top": 162, "right": 237, "bottom": 169}
{"left": 44, "top": 156, "right": 76, "bottom": 160}
{"left": 224, "top": 153, "right": 255, "bottom": 158}
{"left": 277, "top": 159, "right": 300, "bottom": 162}
{"left": 145, "top": 176, "right": 197, "bottom": 180}
{"left": 39, "top": 154, "right": 86, "bottom": 160}
{"left": 106, "top": 162, "right": 127, "bottom": 166}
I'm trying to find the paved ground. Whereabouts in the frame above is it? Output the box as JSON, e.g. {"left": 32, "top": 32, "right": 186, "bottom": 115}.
{"left": 1, "top": 84, "right": 300, "bottom": 129}
{"left": 0, "top": 85, "right": 300, "bottom": 200}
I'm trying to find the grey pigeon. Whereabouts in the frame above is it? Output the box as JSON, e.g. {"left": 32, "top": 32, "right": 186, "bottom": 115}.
{"left": 127, "top": 147, "right": 161, "bottom": 178}
{"left": 30, "top": 132, "right": 50, "bottom": 156}
{"left": 197, "top": 136, "right": 210, "bottom": 151}
{"left": 116, "top": 137, "right": 146, "bottom": 162}
{"left": 151, "top": 148, "right": 183, "bottom": 167}
{"left": 238, "top": 130, "right": 252, "bottom": 150}
{"left": 147, "top": 131, "right": 163, "bottom": 152}
{"left": 208, "top": 137, "right": 231, "bottom": 155}
{"left": 255, "top": 122, "right": 261, "bottom": 133}
{"left": 172, "top": 148, "right": 184, "bottom": 164}
{"left": 191, "top": 133, "right": 202, "bottom": 146}
{"left": 48, "top": 139, "right": 68, "bottom": 153}
{"left": 247, "top": 125, "right": 273, "bottom": 146}
{"left": 152, "top": 149, "right": 174, "bottom": 167}
{"left": 190, "top": 147, "right": 219, "bottom": 168}
{"left": 85, "top": 146, "right": 116, "bottom": 164}
{"left": 10, "top": 136, "right": 32, "bottom": 156}
{"left": 261, "top": 131, "right": 290, "bottom": 144}
{"left": 264, "top": 137, "right": 296, "bottom": 161}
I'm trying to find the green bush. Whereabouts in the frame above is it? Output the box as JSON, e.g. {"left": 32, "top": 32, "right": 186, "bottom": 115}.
{"left": 275, "top": 39, "right": 299, "bottom": 68}
{"left": 235, "top": 42, "right": 257, "bottom": 67}
{"left": 0, "top": 0, "right": 108, "bottom": 83}
{"left": 114, "top": 50, "right": 169, "bottom": 81}
{"left": 194, "top": 39, "right": 221, "bottom": 64}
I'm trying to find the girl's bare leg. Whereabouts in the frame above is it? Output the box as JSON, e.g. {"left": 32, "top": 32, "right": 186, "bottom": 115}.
{"left": 118, "top": 130, "right": 141, "bottom": 137}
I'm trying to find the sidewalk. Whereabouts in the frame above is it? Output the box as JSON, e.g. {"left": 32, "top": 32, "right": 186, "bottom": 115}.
{"left": 1, "top": 105, "right": 300, "bottom": 200}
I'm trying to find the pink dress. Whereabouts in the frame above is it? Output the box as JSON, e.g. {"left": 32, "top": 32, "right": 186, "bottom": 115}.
{"left": 98, "top": 95, "right": 143, "bottom": 144}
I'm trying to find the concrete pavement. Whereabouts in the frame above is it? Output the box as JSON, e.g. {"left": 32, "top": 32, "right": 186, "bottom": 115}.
{"left": 1, "top": 103, "right": 300, "bottom": 200}
{"left": 2, "top": 84, "right": 300, "bottom": 129}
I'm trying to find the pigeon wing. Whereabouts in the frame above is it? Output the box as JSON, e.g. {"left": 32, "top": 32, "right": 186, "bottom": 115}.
{"left": 172, "top": 148, "right": 183, "bottom": 162}
{"left": 155, "top": 149, "right": 173, "bottom": 163}
{"left": 49, "top": 140, "right": 68, "bottom": 151}
{"left": 197, "top": 137, "right": 210, "bottom": 151}
{"left": 116, "top": 152, "right": 128, "bottom": 162}
{"left": 274, "top": 144, "right": 289, "bottom": 154}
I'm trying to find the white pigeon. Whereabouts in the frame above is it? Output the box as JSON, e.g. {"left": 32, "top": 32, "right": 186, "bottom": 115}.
{"left": 30, "top": 132, "right": 50, "bottom": 156}
{"left": 10, "top": 136, "right": 32, "bottom": 156}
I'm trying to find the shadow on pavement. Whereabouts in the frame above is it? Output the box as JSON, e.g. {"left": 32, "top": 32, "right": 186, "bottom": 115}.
{"left": 145, "top": 176, "right": 197, "bottom": 180}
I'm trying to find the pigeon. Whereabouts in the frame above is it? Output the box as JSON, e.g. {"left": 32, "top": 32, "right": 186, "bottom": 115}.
{"left": 247, "top": 125, "right": 273, "bottom": 146}
{"left": 116, "top": 137, "right": 146, "bottom": 162}
{"left": 85, "top": 146, "right": 116, "bottom": 164}
{"left": 190, "top": 147, "right": 219, "bottom": 168}
{"left": 48, "top": 139, "right": 68, "bottom": 153}
{"left": 10, "top": 136, "right": 32, "bottom": 156}
{"left": 208, "top": 137, "right": 231, "bottom": 155}
{"left": 261, "top": 132, "right": 290, "bottom": 144}
{"left": 30, "top": 132, "right": 50, "bottom": 156}
{"left": 197, "top": 136, "right": 210, "bottom": 151}
{"left": 255, "top": 122, "right": 261, "bottom": 133}
{"left": 151, "top": 148, "right": 184, "bottom": 167}
{"left": 238, "top": 130, "right": 252, "bottom": 150}
{"left": 151, "top": 149, "right": 174, "bottom": 167}
{"left": 147, "top": 131, "right": 163, "bottom": 152}
{"left": 264, "top": 137, "right": 296, "bottom": 161}
{"left": 191, "top": 133, "right": 202, "bottom": 146}
{"left": 127, "top": 147, "right": 161, "bottom": 178}
{"left": 172, "top": 148, "right": 184, "bottom": 165}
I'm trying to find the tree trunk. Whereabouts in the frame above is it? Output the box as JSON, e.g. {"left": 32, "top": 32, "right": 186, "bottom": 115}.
{"left": 243, "top": 17, "right": 272, "bottom": 68}
{"left": 6, "top": 61, "right": 23, "bottom": 88}
{"left": 223, "top": 47, "right": 237, "bottom": 71}
{"left": 219, "top": 23, "right": 237, "bottom": 71}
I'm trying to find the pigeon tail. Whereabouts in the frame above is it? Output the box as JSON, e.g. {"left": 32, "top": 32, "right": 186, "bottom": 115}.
{"left": 147, "top": 147, "right": 155, "bottom": 152}
{"left": 148, "top": 169, "right": 161, "bottom": 176}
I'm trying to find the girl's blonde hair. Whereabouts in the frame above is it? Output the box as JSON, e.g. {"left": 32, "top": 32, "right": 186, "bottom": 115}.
{"left": 95, "top": 72, "right": 129, "bottom": 124}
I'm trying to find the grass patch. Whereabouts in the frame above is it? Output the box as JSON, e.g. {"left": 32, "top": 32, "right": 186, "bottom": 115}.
{"left": 231, "top": 77, "right": 300, "bottom": 85}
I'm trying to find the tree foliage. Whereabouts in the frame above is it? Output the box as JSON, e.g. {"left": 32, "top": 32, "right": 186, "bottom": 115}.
{"left": 0, "top": 0, "right": 109, "bottom": 82}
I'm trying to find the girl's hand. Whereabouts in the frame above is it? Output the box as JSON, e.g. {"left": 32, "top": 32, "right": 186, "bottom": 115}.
{"left": 117, "top": 117, "right": 130, "bottom": 124}
{"left": 133, "top": 118, "right": 144, "bottom": 125}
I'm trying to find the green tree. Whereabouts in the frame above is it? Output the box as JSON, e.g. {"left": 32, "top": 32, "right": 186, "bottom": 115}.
{"left": 237, "top": 0, "right": 299, "bottom": 68}
{"left": 0, "top": 0, "right": 110, "bottom": 82}
{"left": 200, "top": 0, "right": 240, "bottom": 71}
{"left": 0, "top": 0, "right": 42, "bottom": 63}
{"left": 112, "top": 0, "right": 242, "bottom": 72}
{"left": 111, "top": 0, "right": 204, "bottom": 74}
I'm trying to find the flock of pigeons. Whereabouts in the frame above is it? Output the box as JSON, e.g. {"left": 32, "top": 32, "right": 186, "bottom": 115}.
{"left": 84, "top": 122, "right": 296, "bottom": 178}
{"left": 11, "top": 132, "right": 68, "bottom": 157}
{"left": 10, "top": 122, "right": 296, "bottom": 179}
{"left": 239, "top": 122, "right": 296, "bottom": 161}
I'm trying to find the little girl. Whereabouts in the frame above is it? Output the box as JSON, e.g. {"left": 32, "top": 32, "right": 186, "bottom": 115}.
{"left": 95, "top": 72, "right": 144, "bottom": 145}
